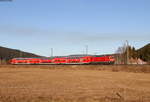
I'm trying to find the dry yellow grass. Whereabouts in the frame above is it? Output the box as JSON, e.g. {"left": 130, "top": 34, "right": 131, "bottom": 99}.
{"left": 0, "top": 65, "right": 150, "bottom": 102}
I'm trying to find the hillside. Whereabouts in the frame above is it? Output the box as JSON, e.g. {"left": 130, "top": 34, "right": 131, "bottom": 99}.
{"left": 136, "top": 43, "right": 150, "bottom": 62}
{"left": 0, "top": 46, "right": 41, "bottom": 60}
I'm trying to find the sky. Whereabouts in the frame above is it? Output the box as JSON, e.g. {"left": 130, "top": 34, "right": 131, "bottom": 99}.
{"left": 0, "top": 0, "right": 150, "bottom": 56}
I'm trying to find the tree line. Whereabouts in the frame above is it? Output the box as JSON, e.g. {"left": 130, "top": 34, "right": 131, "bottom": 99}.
{"left": 115, "top": 42, "right": 150, "bottom": 64}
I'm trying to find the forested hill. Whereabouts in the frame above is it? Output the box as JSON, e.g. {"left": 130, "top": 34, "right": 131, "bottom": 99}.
{"left": 0, "top": 46, "right": 41, "bottom": 60}
{"left": 136, "top": 43, "right": 150, "bottom": 61}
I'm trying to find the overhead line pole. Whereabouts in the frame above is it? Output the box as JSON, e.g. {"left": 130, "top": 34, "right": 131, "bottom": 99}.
{"left": 85, "top": 45, "right": 88, "bottom": 55}
{"left": 126, "top": 40, "right": 129, "bottom": 64}
{"left": 51, "top": 48, "right": 53, "bottom": 57}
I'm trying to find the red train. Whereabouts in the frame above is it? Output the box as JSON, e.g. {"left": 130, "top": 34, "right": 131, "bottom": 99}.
{"left": 10, "top": 55, "right": 115, "bottom": 65}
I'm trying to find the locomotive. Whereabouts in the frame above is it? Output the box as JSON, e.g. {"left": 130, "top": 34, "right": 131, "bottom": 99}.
{"left": 10, "top": 55, "right": 115, "bottom": 65}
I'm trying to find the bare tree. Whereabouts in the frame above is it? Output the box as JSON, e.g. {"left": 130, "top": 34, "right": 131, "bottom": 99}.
{"left": 115, "top": 41, "right": 129, "bottom": 64}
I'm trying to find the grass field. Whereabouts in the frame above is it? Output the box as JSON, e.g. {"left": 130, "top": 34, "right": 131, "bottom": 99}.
{"left": 0, "top": 65, "right": 150, "bottom": 102}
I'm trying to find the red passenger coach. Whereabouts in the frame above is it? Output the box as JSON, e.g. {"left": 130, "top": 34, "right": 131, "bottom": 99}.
{"left": 10, "top": 58, "right": 41, "bottom": 64}
{"left": 39, "top": 58, "right": 52, "bottom": 64}
{"left": 67, "top": 56, "right": 81, "bottom": 64}
{"left": 51, "top": 57, "right": 67, "bottom": 64}
{"left": 80, "top": 56, "right": 93, "bottom": 64}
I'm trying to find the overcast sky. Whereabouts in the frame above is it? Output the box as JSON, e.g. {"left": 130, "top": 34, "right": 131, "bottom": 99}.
{"left": 0, "top": 0, "right": 150, "bottom": 56}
